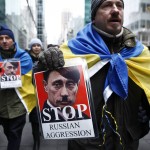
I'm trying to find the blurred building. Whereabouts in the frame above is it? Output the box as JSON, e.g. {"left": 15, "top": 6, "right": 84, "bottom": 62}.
{"left": 125, "top": 0, "right": 150, "bottom": 46}
{"left": 60, "top": 11, "right": 72, "bottom": 43}
{"left": 37, "top": 0, "right": 46, "bottom": 47}
{"left": 84, "top": 0, "right": 91, "bottom": 25}
{"left": 0, "top": 0, "right": 46, "bottom": 49}
{"left": 59, "top": 11, "right": 84, "bottom": 44}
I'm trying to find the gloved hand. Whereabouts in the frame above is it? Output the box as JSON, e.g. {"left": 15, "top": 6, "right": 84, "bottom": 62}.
{"left": 37, "top": 47, "right": 65, "bottom": 71}
{"left": 138, "top": 105, "right": 149, "bottom": 123}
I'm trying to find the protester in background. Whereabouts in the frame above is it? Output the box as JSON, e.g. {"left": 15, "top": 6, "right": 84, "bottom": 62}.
{"left": 28, "top": 38, "right": 43, "bottom": 150}
{"left": 0, "top": 24, "right": 36, "bottom": 150}
{"left": 36, "top": 0, "right": 150, "bottom": 150}
{"left": 28, "top": 38, "right": 43, "bottom": 68}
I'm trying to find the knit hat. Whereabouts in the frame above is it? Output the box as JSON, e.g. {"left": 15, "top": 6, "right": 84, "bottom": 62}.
{"left": 0, "top": 24, "right": 15, "bottom": 41}
{"left": 29, "top": 38, "right": 43, "bottom": 50}
{"left": 91, "top": 0, "right": 124, "bottom": 21}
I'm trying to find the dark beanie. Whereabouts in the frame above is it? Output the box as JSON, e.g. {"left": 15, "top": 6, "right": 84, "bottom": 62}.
{"left": 91, "top": 0, "right": 124, "bottom": 21}
{"left": 0, "top": 24, "right": 15, "bottom": 41}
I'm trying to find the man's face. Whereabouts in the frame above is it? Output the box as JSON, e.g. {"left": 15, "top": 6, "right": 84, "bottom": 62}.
{"left": 44, "top": 71, "right": 79, "bottom": 108}
{"left": 93, "top": 0, "right": 124, "bottom": 35}
{"left": 0, "top": 35, "right": 14, "bottom": 50}
{"left": 31, "top": 44, "right": 42, "bottom": 56}
{"left": 4, "top": 62, "right": 18, "bottom": 75}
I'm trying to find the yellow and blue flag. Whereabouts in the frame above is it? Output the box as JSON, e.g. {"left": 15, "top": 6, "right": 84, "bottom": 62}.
{"left": 60, "top": 23, "right": 150, "bottom": 104}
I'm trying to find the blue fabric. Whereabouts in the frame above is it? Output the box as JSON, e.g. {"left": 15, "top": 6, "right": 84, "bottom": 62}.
{"left": 0, "top": 43, "right": 33, "bottom": 75}
{"left": 68, "top": 23, "right": 144, "bottom": 99}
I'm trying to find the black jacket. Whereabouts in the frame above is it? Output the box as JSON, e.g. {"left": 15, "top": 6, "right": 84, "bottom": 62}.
{"left": 91, "top": 63, "right": 150, "bottom": 142}
{"left": 68, "top": 27, "right": 150, "bottom": 150}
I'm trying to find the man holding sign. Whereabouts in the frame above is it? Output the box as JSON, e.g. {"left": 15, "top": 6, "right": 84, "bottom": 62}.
{"left": 0, "top": 24, "right": 36, "bottom": 150}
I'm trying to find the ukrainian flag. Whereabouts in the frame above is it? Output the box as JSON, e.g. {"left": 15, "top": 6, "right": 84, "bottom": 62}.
{"left": 15, "top": 43, "right": 36, "bottom": 113}
{"left": 60, "top": 23, "right": 150, "bottom": 104}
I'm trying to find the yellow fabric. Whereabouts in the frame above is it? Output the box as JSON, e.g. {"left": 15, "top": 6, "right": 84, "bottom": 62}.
{"left": 126, "top": 46, "right": 150, "bottom": 104}
{"left": 60, "top": 42, "right": 100, "bottom": 68}
{"left": 17, "top": 70, "right": 36, "bottom": 113}
{"left": 61, "top": 43, "right": 150, "bottom": 104}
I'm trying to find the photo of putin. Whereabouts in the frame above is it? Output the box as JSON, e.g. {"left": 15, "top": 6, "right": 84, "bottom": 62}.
{"left": 0, "top": 61, "right": 20, "bottom": 82}
{"left": 3, "top": 61, "right": 19, "bottom": 75}
{"left": 40, "top": 66, "right": 89, "bottom": 123}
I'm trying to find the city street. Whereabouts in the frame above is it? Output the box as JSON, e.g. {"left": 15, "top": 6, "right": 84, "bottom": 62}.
{"left": 0, "top": 116, "right": 150, "bottom": 150}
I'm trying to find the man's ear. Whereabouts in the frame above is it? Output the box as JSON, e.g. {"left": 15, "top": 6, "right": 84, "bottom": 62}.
{"left": 43, "top": 80, "right": 48, "bottom": 92}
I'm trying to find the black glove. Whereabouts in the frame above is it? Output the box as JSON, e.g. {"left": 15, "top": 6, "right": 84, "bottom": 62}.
{"left": 37, "top": 47, "right": 65, "bottom": 71}
{"left": 138, "top": 105, "right": 149, "bottom": 123}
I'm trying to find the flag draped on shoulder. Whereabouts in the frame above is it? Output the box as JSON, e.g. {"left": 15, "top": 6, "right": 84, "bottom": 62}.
{"left": 60, "top": 23, "right": 150, "bottom": 104}
{"left": 15, "top": 43, "right": 36, "bottom": 113}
